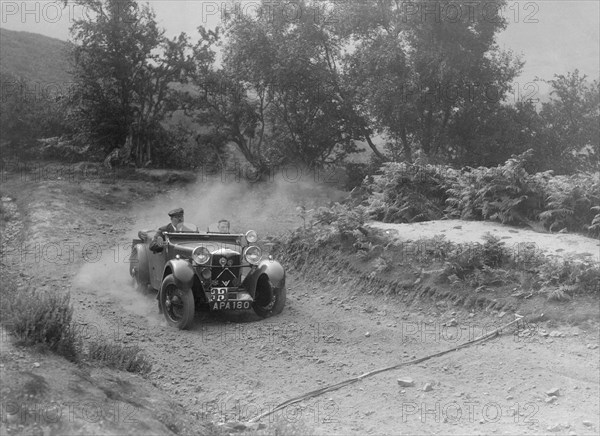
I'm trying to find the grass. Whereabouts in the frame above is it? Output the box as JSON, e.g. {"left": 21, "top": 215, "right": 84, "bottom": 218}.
{"left": 87, "top": 340, "right": 152, "bottom": 375}
{"left": 0, "top": 272, "right": 152, "bottom": 374}
{"left": 0, "top": 282, "right": 80, "bottom": 361}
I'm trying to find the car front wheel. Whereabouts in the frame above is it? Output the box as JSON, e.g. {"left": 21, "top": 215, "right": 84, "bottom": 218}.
{"left": 160, "top": 274, "right": 195, "bottom": 329}
{"left": 253, "top": 275, "right": 286, "bottom": 318}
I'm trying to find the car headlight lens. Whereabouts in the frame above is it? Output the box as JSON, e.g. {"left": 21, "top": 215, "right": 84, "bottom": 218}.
{"left": 244, "top": 246, "right": 262, "bottom": 265}
{"left": 192, "top": 247, "right": 211, "bottom": 265}
{"left": 245, "top": 230, "right": 258, "bottom": 243}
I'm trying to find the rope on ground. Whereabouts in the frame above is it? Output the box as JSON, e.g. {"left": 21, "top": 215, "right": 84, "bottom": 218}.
{"left": 248, "top": 315, "right": 524, "bottom": 423}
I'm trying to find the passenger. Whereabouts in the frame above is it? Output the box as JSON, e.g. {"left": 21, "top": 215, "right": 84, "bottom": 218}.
{"left": 218, "top": 219, "right": 230, "bottom": 233}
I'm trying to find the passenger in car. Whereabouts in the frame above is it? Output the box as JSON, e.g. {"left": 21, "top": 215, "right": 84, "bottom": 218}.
{"left": 218, "top": 219, "right": 230, "bottom": 233}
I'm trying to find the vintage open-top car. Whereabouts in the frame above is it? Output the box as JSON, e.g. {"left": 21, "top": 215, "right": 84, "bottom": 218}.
{"left": 129, "top": 224, "right": 286, "bottom": 329}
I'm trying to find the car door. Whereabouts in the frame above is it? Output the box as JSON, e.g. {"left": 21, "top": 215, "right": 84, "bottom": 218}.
{"left": 148, "top": 246, "right": 167, "bottom": 289}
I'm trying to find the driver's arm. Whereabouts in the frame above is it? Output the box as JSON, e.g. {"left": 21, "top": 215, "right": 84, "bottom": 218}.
{"left": 150, "top": 229, "right": 165, "bottom": 252}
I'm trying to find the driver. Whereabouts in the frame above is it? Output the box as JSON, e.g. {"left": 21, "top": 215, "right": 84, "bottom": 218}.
{"left": 150, "top": 208, "right": 184, "bottom": 252}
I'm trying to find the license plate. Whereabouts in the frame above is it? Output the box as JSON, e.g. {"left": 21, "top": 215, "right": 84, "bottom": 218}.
{"left": 210, "top": 301, "right": 251, "bottom": 310}
{"left": 210, "top": 287, "right": 229, "bottom": 302}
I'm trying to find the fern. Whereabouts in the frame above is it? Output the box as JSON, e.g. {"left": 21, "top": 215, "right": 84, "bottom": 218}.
{"left": 363, "top": 162, "right": 447, "bottom": 223}
{"left": 357, "top": 151, "right": 598, "bottom": 236}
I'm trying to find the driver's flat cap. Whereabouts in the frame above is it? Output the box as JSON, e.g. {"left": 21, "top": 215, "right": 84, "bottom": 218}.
{"left": 168, "top": 208, "right": 184, "bottom": 217}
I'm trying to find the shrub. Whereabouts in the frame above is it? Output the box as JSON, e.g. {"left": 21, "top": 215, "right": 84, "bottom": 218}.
{"left": 363, "top": 162, "right": 448, "bottom": 223}
{"left": 87, "top": 340, "right": 152, "bottom": 375}
{"left": 440, "top": 236, "right": 509, "bottom": 279}
{"left": 344, "top": 162, "right": 370, "bottom": 191}
{"left": 0, "top": 284, "right": 79, "bottom": 361}
{"left": 539, "top": 172, "right": 600, "bottom": 233}
{"left": 509, "top": 242, "right": 546, "bottom": 271}
{"left": 481, "top": 233, "right": 510, "bottom": 268}
{"left": 538, "top": 258, "right": 600, "bottom": 295}
{"left": 357, "top": 151, "right": 599, "bottom": 236}
{"left": 588, "top": 208, "right": 600, "bottom": 237}
{"left": 443, "top": 243, "right": 485, "bottom": 278}
{"left": 445, "top": 150, "right": 547, "bottom": 225}
{"left": 314, "top": 203, "right": 365, "bottom": 233}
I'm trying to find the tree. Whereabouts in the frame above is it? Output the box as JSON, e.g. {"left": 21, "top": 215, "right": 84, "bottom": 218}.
{"left": 66, "top": 0, "right": 192, "bottom": 166}
{"left": 0, "top": 71, "right": 71, "bottom": 158}
{"left": 536, "top": 70, "right": 600, "bottom": 173}
{"left": 448, "top": 100, "right": 542, "bottom": 167}
{"left": 185, "top": 0, "right": 384, "bottom": 174}
{"left": 338, "top": 0, "right": 523, "bottom": 163}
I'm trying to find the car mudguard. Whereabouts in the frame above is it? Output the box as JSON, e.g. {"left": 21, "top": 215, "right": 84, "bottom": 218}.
{"left": 165, "top": 258, "right": 195, "bottom": 290}
{"left": 244, "top": 259, "right": 286, "bottom": 296}
{"left": 131, "top": 242, "right": 150, "bottom": 286}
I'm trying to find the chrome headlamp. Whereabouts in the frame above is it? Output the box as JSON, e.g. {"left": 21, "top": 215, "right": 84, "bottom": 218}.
{"left": 245, "top": 230, "right": 258, "bottom": 243}
{"left": 244, "top": 246, "right": 262, "bottom": 265}
{"left": 192, "top": 246, "right": 211, "bottom": 265}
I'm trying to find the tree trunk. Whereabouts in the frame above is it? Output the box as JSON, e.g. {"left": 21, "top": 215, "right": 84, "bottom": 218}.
{"left": 362, "top": 129, "right": 386, "bottom": 160}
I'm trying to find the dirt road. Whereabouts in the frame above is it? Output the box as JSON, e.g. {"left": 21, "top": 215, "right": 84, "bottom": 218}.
{"left": 1, "top": 168, "right": 599, "bottom": 435}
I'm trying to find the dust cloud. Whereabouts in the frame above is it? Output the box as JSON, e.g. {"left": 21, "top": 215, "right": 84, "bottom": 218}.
{"left": 131, "top": 168, "right": 347, "bottom": 237}
{"left": 72, "top": 168, "right": 347, "bottom": 324}
{"left": 72, "top": 252, "right": 163, "bottom": 324}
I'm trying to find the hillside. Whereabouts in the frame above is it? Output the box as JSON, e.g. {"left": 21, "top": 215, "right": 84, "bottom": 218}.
{"left": 0, "top": 28, "right": 72, "bottom": 85}
{"left": 0, "top": 164, "right": 598, "bottom": 435}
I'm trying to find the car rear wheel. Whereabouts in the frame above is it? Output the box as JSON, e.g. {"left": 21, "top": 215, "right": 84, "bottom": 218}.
{"left": 160, "top": 274, "right": 195, "bottom": 329}
{"left": 130, "top": 246, "right": 149, "bottom": 293}
{"left": 253, "top": 275, "right": 286, "bottom": 318}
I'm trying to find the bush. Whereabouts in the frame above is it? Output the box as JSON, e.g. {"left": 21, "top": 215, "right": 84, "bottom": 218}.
{"left": 313, "top": 202, "right": 366, "bottom": 236}
{"left": 358, "top": 150, "right": 599, "bottom": 236}
{"left": 538, "top": 258, "right": 600, "bottom": 295}
{"left": 0, "top": 72, "right": 73, "bottom": 160}
{"left": 87, "top": 340, "right": 152, "bottom": 375}
{"left": 481, "top": 233, "right": 510, "bottom": 268}
{"left": 0, "top": 274, "right": 153, "bottom": 372}
{"left": 344, "top": 162, "right": 370, "bottom": 191}
{"left": 445, "top": 150, "right": 547, "bottom": 225}
{"left": 363, "top": 162, "right": 448, "bottom": 223}
{"left": 441, "top": 236, "right": 510, "bottom": 279}
{"left": 0, "top": 284, "right": 79, "bottom": 361}
{"left": 539, "top": 172, "right": 600, "bottom": 233}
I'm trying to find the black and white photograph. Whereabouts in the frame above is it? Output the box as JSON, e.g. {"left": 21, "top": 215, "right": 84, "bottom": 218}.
{"left": 0, "top": 1, "right": 598, "bottom": 434}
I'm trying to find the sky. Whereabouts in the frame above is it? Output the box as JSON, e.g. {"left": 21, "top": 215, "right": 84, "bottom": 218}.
{"left": 1, "top": 0, "right": 599, "bottom": 94}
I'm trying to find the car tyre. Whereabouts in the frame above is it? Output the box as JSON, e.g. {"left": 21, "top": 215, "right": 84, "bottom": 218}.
{"left": 130, "top": 247, "right": 149, "bottom": 293}
{"left": 160, "top": 274, "right": 195, "bottom": 329}
{"left": 253, "top": 276, "right": 286, "bottom": 318}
